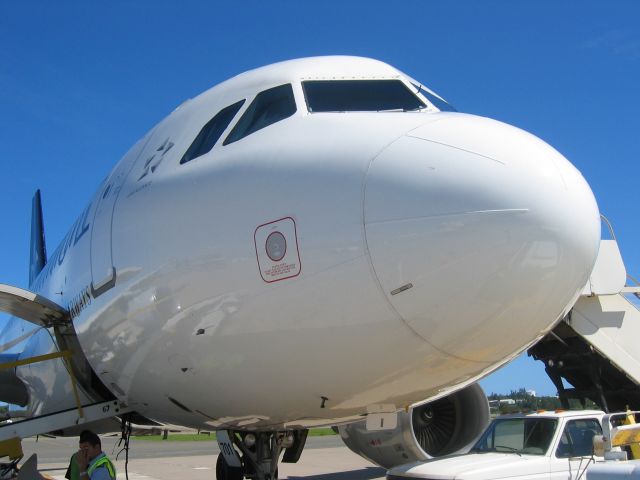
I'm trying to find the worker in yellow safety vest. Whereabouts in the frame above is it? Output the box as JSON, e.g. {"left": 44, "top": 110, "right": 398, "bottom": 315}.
{"left": 74, "top": 430, "right": 116, "bottom": 480}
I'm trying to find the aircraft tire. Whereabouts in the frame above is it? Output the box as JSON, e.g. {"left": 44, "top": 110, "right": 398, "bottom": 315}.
{"left": 216, "top": 452, "right": 243, "bottom": 480}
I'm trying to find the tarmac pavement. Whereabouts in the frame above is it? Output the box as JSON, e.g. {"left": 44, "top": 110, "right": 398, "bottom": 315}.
{"left": 17, "top": 435, "right": 387, "bottom": 480}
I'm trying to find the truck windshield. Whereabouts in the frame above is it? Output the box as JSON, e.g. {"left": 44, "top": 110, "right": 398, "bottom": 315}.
{"left": 471, "top": 418, "right": 558, "bottom": 456}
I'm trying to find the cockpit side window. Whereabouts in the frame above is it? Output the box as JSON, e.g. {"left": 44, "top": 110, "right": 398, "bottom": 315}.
{"left": 412, "top": 83, "right": 457, "bottom": 112}
{"left": 223, "top": 84, "right": 296, "bottom": 145}
{"left": 180, "top": 99, "right": 245, "bottom": 164}
{"left": 302, "top": 80, "right": 426, "bottom": 112}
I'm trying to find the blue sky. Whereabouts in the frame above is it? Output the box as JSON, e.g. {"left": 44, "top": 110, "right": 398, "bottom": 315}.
{"left": 1, "top": 1, "right": 638, "bottom": 397}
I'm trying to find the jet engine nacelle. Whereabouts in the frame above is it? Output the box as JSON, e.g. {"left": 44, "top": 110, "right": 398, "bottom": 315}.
{"left": 338, "top": 383, "right": 489, "bottom": 469}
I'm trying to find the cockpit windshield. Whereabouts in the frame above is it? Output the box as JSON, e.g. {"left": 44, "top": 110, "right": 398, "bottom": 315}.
{"left": 302, "top": 80, "right": 426, "bottom": 112}
{"left": 470, "top": 417, "right": 558, "bottom": 456}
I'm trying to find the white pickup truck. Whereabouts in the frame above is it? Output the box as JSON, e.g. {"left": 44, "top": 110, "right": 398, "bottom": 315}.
{"left": 387, "top": 410, "right": 607, "bottom": 480}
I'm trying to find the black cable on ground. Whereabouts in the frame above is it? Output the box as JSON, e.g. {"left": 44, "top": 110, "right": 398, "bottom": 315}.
{"left": 116, "top": 417, "right": 132, "bottom": 480}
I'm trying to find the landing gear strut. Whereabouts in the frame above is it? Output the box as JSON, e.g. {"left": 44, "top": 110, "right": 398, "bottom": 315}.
{"left": 216, "top": 430, "right": 308, "bottom": 480}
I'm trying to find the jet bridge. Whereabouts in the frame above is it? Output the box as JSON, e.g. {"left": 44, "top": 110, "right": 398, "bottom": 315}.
{"left": 529, "top": 221, "right": 640, "bottom": 412}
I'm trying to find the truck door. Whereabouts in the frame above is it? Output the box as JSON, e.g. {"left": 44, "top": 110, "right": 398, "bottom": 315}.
{"left": 550, "top": 418, "right": 602, "bottom": 480}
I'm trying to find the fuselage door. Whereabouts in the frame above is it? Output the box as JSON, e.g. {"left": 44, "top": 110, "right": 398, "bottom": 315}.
{"left": 90, "top": 138, "right": 147, "bottom": 297}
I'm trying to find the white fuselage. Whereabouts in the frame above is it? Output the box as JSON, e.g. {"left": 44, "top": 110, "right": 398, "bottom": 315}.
{"left": 4, "top": 56, "right": 600, "bottom": 431}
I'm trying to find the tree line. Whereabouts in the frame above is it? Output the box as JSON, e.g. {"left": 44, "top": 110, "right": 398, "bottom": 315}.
{"left": 488, "top": 388, "right": 599, "bottom": 414}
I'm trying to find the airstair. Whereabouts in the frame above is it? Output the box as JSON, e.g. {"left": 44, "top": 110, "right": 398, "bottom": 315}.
{"left": 0, "top": 284, "right": 131, "bottom": 464}
{"left": 529, "top": 218, "right": 640, "bottom": 412}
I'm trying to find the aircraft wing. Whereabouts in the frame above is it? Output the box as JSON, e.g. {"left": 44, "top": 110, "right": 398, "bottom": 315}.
{"left": 0, "top": 283, "right": 69, "bottom": 327}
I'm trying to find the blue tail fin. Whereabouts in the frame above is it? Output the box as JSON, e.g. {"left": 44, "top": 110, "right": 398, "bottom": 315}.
{"left": 29, "top": 189, "right": 47, "bottom": 286}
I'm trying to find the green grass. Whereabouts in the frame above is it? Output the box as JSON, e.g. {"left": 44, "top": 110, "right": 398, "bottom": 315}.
{"left": 133, "top": 428, "right": 337, "bottom": 442}
{"left": 307, "top": 428, "right": 336, "bottom": 436}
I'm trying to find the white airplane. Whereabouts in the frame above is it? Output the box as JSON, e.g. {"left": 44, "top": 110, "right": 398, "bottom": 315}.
{"left": 0, "top": 56, "right": 600, "bottom": 479}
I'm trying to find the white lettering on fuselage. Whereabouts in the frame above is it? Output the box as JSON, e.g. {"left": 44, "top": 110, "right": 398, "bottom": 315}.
{"left": 68, "top": 285, "right": 92, "bottom": 319}
{"left": 30, "top": 202, "right": 92, "bottom": 292}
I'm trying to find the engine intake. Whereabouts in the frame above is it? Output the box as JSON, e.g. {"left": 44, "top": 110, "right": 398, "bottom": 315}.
{"left": 338, "top": 383, "right": 489, "bottom": 468}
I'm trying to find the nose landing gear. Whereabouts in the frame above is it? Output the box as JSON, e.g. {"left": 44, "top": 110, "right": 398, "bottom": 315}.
{"left": 216, "top": 429, "right": 308, "bottom": 480}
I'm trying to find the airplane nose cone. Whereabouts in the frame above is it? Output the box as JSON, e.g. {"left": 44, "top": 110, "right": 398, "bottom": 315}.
{"left": 364, "top": 114, "right": 600, "bottom": 362}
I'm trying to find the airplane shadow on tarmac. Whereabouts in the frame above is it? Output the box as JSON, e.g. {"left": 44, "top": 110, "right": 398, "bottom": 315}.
{"left": 287, "top": 466, "right": 386, "bottom": 480}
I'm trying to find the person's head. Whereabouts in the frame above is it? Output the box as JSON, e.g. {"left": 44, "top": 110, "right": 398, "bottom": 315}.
{"left": 78, "top": 430, "right": 102, "bottom": 460}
